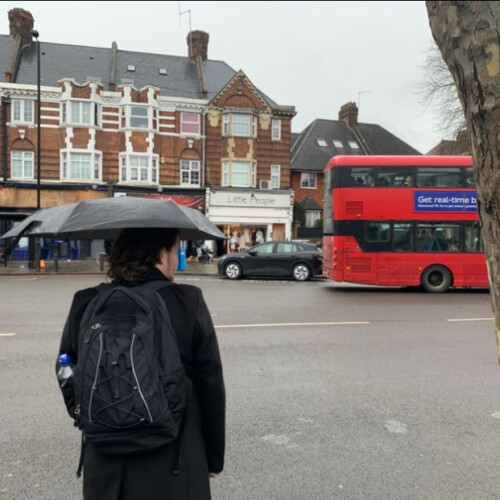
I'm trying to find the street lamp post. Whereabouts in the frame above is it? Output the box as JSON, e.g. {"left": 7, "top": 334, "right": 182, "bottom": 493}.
{"left": 31, "top": 29, "right": 41, "bottom": 209}
{"left": 29, "top": 30, "right": 41, "bottom": 271}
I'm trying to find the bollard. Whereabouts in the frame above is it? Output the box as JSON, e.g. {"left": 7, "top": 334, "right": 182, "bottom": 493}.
{"left": 98, "top": 252, "right": 106, "bottom": 272}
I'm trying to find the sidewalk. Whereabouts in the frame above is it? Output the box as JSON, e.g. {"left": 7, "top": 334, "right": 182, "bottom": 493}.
{"left": 0, "top": 258, "right": 220, "bottom": 276}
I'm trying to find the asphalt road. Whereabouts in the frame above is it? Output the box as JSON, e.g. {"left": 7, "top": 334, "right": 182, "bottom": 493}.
{"left": 0, "top": 274, "right": 499, "bottom": 500}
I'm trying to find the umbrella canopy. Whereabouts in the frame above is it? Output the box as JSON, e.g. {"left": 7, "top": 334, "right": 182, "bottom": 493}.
{"left": 2, "top": 197, "right": 227, "bottom": 242}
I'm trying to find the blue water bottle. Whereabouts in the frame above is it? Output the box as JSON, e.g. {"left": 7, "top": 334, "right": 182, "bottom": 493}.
{"left": 58, "top": 353, "right": 74, "bottom": 387}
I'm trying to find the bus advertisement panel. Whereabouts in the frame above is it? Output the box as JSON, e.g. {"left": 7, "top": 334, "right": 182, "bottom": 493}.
{"left": 322, "top": 155, "right": 488, "bottom": 293}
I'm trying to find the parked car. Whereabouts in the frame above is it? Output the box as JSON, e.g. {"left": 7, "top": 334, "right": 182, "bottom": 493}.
{"left": 218, "top": 241, "right": 323, "bottom": 281}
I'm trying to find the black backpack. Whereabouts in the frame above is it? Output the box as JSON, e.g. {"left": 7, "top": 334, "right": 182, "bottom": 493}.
{"left": 72, "top": 280, "right": 187, "bottom": 464}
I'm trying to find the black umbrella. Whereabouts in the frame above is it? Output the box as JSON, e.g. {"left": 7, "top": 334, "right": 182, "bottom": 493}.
{"left": 2, "top": 197, "right": 227, "bottom": 243}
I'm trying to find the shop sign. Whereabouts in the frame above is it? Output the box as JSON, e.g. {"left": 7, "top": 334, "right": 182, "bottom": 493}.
{"left": 210, "top": 190, "right": 290, "bottom": 209}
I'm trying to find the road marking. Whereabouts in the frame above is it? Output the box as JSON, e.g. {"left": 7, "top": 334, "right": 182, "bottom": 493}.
{"left": 215, "top": 321, "right": 369, "bottom": 329}
{"left": 384, "top": 419, "right": 408, "bottom": 434}
{"left": 447, "top": 318, "right": 493, "bottom": 322}
{"left": 0, "top": 333, "right": 16, "bottom": 337}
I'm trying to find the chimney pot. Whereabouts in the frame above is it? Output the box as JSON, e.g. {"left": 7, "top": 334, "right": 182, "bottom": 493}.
{"left": 8, "top": 8, "right": 35, "bottom": 46}
{"left": 187, "top": 30, "right": 209, "bottom": 62}
{"left": 338, "top": 101, "right": 359, "bottom": 127}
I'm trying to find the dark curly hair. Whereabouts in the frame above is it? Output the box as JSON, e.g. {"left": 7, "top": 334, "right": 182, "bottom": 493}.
{"left": 107, "top": 228, "right": 179, "bottom": 283}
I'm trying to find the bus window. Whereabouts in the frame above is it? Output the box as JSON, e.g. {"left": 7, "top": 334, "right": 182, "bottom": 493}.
{"left": 393, "top": 223, "right": 412, "bottom": 251}
{"left": 465, "top": 222, "right": 483, "bottom": 252}
{"left": 465, "top": 167, "right": 475, "bottom": 187}
{"left": 416, "top": 167, "right": 461, "bottom": 188}
{"left": 417, "top": 222, "right": 460, "bottom": 252}
{"left": 416, "top": 226, "right": 434, "bottom": 251}
{"left": 377, "top": 175, "right": 392, "bottom": 187}
{"left": 348, "top": 167, "right": 374, "bottom": 187}
{"left": 365, "top": 222, "right": 390, "bottom": 242}
{"left": 394, "top": 173, "right": 414, "bottom": 187}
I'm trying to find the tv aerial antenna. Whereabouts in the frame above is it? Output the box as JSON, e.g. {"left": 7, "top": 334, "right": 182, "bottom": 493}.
{"left": 357, "top": 90, "right": 371, "bottom": 108}
{"left": 179, "top": 2, "right": 193, "bottom": 52}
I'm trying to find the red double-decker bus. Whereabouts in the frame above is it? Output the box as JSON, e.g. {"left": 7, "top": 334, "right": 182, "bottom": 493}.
{"left": 322, "top": 155, "right": 489, "bottom": 292}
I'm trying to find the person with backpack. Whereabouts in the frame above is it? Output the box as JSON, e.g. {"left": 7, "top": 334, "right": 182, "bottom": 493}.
{"left": 56, "top": 228, "right": 225, "bottom": 500}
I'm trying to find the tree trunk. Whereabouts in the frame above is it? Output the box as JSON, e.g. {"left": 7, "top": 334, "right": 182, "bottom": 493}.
{"left": 426, "top": 1, "right": 500, "bottom": 360}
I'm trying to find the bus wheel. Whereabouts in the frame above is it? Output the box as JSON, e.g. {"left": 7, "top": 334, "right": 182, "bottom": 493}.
{"left": 224, "top": 262, "right": 242, "bottom": 280}
{"left": 421, "top": 265, "right": 452, "bottom": 293}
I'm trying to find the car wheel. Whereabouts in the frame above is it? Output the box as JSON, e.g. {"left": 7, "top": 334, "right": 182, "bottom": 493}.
{"left": 224, "top": 262, "right": 242, "bottom": 280}
{"left": 292, "top": 263, "right": 311, "bottom": 281}
{"left": 421, "top": 265, "right": 452, "bottom": 293}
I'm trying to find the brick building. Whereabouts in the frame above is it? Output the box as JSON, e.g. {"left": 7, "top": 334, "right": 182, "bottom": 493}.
{"left": 0, "top": 8, "right": 296, "bottom": 260}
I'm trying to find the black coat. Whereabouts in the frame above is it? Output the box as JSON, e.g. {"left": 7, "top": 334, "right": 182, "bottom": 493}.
{"left": 57, "top": 269, "right": 225, "bottom": 500}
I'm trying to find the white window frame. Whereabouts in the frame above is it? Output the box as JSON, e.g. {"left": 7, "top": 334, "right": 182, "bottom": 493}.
{"left": 271, "top": 119, "right": 281, "bottom": 141}
{"left": 181, "top": 113, "right": 201, "bottom": 135}
{"left": 180, "top": 159, "right": 200, "bottom": 186}
{"left": 61, "top": 150, "right": 102, "bottom": 181}
{"left": 11, "top": 151, "right": 34, "bottom": 179}
{"left": 61, "top": 100, "right": 94, "bottom": 126}
{"left": 301, "top": 172, "right": 317, "bottom": 189}
{"left": 119, "top": 154, "right": 159, "bottom": 184}
{"left": 120, "top": 105, "right": 158, "bottom": 131}
{"left": 221, "top": 160, "right": 256, "bottom": 187}
{"left": 271, "top": 164, "right": 280, "bottom": 189}
{"left": 305, "top": 210, "right": 321, "bottom": 228}
{"left": 12, "top": 99, "right": 34, "bottom": 124}
{"left": 222, "top": 113, "right": 257, "bottom": 138}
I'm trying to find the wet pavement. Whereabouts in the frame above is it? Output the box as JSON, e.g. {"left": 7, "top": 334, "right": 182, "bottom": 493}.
{"left": 0, "top": 258, "right": 219, "bottom": 276}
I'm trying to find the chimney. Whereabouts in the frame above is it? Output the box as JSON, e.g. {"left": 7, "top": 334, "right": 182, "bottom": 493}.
{"left": 8, "top": 8, "right": 34, "bottom": 46}
{"left": 187, "top": 30, "right": 209, "bottom": 62}
{"left": 338, "top": 102, "right": 359, "bottom": 127}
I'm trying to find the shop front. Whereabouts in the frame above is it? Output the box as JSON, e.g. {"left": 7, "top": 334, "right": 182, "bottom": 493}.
{"left": 206, "top": 188, "right": 294, "bottom": 256}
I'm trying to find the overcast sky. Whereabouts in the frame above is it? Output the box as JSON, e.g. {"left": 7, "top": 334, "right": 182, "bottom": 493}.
{"left": 2, "top": 1, "right": 446, "bottom": 154}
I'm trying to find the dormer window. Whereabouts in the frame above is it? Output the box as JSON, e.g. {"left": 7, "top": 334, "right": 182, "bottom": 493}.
{"left": 127, "top": 64, "right": 136, "bottom": 72}
{"left": 158, "top": 68, "right": 168, "bottom": 75}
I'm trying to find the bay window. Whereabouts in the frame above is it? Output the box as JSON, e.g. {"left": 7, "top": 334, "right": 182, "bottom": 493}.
{"left": 121, "top": 106, "right": 158, "bottom": 130}
{"left": 61, "top": 101, "right": 97, "bottom": 126}
{"left": 306, "top": 210, "right": 321, "bottom": 228}
{"left": 61, "top": 151, "right": 102, "bottom": 181}
{"left": 222, "top": 161, "right": 256, "bottom": 187}
{"left": 222, "top": 113, "right": 257, "bottom": 138}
